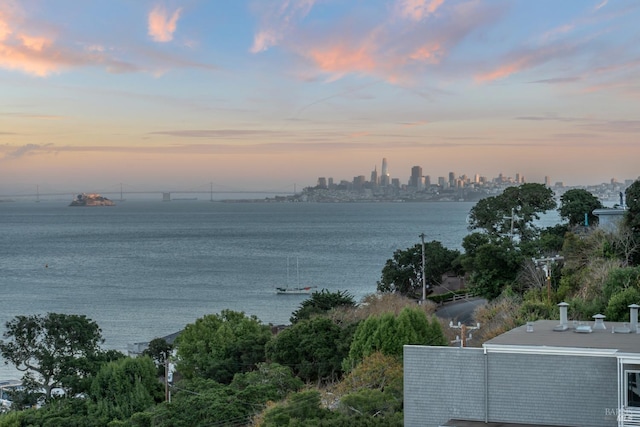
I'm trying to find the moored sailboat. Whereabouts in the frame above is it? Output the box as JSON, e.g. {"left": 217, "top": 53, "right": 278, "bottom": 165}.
{"left": 275, "top": 257, "right": 317, "bottom": 295}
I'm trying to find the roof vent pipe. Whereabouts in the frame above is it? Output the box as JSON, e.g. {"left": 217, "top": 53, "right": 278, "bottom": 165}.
{"left": 553, "top": 302, "right": 569, "bottom": 331}
{"left": 629, "top": 304, "right": 639, "bottom": 333}
{"left": 593, "top": 313, "right": 606, "bottom": 330}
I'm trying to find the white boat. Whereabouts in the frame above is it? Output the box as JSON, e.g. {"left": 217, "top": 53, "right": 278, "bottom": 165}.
{"left": 276, "top": 285, "right": 317, "bottom": 295}
{"left": 276, "top": 257, "right": 317, "bottom": 295}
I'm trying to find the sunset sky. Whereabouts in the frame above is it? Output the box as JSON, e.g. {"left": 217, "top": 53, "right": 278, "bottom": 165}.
{"left": 1, "top": 0, "right": 639, "bottom": 195}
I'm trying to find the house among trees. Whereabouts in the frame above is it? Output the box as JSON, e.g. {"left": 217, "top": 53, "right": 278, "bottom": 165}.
{"left": 404, "top": 303, "right": 640, "bottom": 427}
{"left": 594, "top": 207, "right": 627, "bottom": 231}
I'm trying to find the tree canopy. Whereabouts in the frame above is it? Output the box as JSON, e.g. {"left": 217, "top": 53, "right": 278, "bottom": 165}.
{"left": 626, "top": 180, "right": 640, "bottom": 233}
{"left": 467, "top": 183, "right": 556, "bottom": 242}
{"left": 344, "top": 307, "right": 447, "bottom": 370}
{"left": 559, "top": 188, "right": 603, "bottom": 227}
{"left": 175, "top": 310, "right": 272, "bottom": 384}
{"left": 376, "top": 240, "right": 461, "bottom": 297}
{"left": 460, "top": 233, "right": 524, "bottom": 299}
{"left": 0, "top": 313, "right": 104, "bottom": 399}
{"left": 89, "top": 356, "right": 162, "bottom": 421}
{"left": 266, "top": 316, "right": 354, "bottom": 384}
{"left": 290, "top": 289, "right": 356, "bottom": 324}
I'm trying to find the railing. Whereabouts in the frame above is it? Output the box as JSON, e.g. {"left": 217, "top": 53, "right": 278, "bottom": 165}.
{"left": 621, "top": 407, "right": 640, "bottom": 426}
{"left": 428, "top": 291, "right": 476, "bottom": 305}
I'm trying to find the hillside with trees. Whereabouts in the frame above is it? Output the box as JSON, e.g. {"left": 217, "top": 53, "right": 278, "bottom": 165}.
{"left": 1, "top": 180, "right": 639, "bottom": 426}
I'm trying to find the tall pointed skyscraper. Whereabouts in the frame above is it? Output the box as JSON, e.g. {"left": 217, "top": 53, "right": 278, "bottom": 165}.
{"left": 381, "top": 158, "right": 390, "bottom": 187}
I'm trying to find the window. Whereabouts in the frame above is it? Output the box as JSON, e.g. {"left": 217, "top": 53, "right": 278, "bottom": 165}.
{"left": 627, "top": 371, "right": 640, "bottom": 408}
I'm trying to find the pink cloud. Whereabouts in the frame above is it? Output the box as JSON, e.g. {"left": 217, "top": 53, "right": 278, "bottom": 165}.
{"left": 396, "top": 0, "right": 445, "bottom": 21}
{"left": 254, "top": 0, "right": 504, "bottom": 84}
{"left": 0, "top": 30, "right": 61, "bottom": 76}
{"left": 409, "top": 42, "right": 443, "bottom": 64}
{"left": 148, "top": 5, "right": 182, "bottom": 43}
{"left": 306, "top": 43, "right": 378, "bottom": 77}
{"left": 475, "top": 38, "right": 585, "bottom": 83}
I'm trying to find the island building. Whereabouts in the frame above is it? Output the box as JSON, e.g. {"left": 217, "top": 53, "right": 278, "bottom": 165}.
{"left": 404, "top": 303, "right": 640, "bottom": 427}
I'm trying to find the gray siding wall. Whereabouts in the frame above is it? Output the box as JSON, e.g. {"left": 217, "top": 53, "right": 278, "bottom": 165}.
{"left": 404, "top": 346, "right": 618, "bottom": 427}
{"left": 404, "top": 346, "right": 486, "bottom": 427}
{"left": 487, "top": 353, "right": 617, "bottom": 427}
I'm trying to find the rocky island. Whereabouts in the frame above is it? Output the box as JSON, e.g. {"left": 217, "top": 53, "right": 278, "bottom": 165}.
{"left": 69, "top": 193, "right": 115, "bottom": 206}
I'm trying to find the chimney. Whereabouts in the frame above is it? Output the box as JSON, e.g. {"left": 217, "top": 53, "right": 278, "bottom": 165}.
{"left": 630, "top": 304, "right": 639, "bottom": 333}
{"left": 593, "top": 313, "right": 606, "bottom": 330}
{"left": 553, "top": 302, "right": 569, "bottom": 331}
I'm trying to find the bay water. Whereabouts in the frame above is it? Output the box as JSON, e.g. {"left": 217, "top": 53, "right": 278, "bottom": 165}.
{"left": 0, "top": 199, "right": 477, "bottom": 379}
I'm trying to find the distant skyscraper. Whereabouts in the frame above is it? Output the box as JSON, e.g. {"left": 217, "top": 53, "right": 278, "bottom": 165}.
{"left": 381, "top": 158, "right": 390, "bottom": 186}
{"left": 410, "top": 166, "right": 423, "bottom": 188}
{"left": 545, "top": 176, "right": 551, "bottom": 187}
{"left": 370, "top": 166, "right": 378, "bottom": 186}
{"left": 449, "top": 172, "right": 456, "bottom": 188}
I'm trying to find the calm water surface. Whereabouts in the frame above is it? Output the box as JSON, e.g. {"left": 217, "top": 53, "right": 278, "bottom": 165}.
{"left": 1, "top": 199, "right": 477, "bottom": 378}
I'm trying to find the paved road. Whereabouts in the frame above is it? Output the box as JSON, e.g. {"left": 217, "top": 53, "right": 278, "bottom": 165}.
{"left": 435, "top": 297, "right": 487, "bottom": 325}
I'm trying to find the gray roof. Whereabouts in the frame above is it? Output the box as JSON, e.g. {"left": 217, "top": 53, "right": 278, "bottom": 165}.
{"left": 484, "top": 319, "right": 640, "bottom": 354}
{"left": 441, "top": 420, "right": 571, "bottom": 427}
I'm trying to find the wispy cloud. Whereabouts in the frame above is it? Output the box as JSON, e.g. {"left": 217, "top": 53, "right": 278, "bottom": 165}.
{"left": 4, "top": 143, "right": 51, "bottom": 158}
{"left": 149, "top": 129, "right": 288, "bottom": 139}
{"left": 475, "top": 41, "right": 583, "bottom": 82}
{"left": 528, "top": 77, "right": 582, "bottom": 84}
{"left": 0, "top": 2, "right": 214, "bottom": 77}
{"left": 395, "top": 0, "right": 445, "bottom": 22}
{"left": 401, "top": 120, "right": 429, "bottom": 127}
{"left": 594, "top": 0, "right": 608, "bottom": 12}
{"left": 148, "top": 5, "right": 182, "bottom": 43}
{"left": 250, "top": 0, "right": 317, "bottom": 53}
{"left": 254, "top": 0, "right": 504, "bottom": 84}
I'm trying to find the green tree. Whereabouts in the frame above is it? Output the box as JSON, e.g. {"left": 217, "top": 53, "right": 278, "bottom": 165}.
{"left": 266, "top": 316, "right": 354, "bottom": 383}
{"left": 229, "top": 362, "right": 303, "bottom": 403}
{"left": 0, "top": 313, "right": 104, "bottom": 399}
{"left": 344, "top": 307, "right": 446, "bottom": 370}
{"left": 467, "top": 183, "right": 556, "bottom": 242}
{"left": 290, "top": 289, "right": 356, "bottom": 324}
{"left": 605, "top": 288, "right": 640, "bottom": 322}
{"left": 559, "top": 188, "right": 603, "bottom": 227}
{"left": 262, "top": 390, "right": 328, "bottom": 426}
{"left": 625, "top": 180, "right": 640, "bottom": 266}
{"left": 376, "top": 241, "right": 461, "bottom": 297}
{"left": 460, "top": 233, "right": 524, "bottom": 299}
{"left": 175, "top": 310, "right": 272, "bottom": 383}
{"left": 626, "top": 179, "right": 640, "bottom": 233}
{"left": 149, "top": 378, "right": 244, "bottom": 427}
{"left": 602, "top": 267, "right": 640, "bottom": 302}
{"left": 89, "top": 356, "right": 162, "bottom": 422}
{"left": 142, "top": 337, "right": 173, "bottom": 377}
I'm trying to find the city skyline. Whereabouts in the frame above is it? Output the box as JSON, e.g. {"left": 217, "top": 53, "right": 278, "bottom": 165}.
{"left": 316, "top": 157, "right": 636, "bottom": 190}
{"left": 1, "top": 1, "right": 639, "bottom": 194}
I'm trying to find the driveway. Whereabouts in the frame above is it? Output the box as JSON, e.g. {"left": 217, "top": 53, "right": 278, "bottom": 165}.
{"left": 435, "top": 297, "right": 487, "bottom": 325}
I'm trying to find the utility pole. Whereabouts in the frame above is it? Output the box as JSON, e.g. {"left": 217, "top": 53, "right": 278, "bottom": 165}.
{"left": 165, "top": 357, "right": 170, "bottom": 402}
{"left": 503, "top": 208, "right": 515, "bottom": 240}
{"left": 532, "top": 255, "right": 564, "bottom": 303}
{"left": 419, "top": 233, "right": 426, "bottom": 303}
{"left": 449, "top": 321, "right": 481, "bottom": 347}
